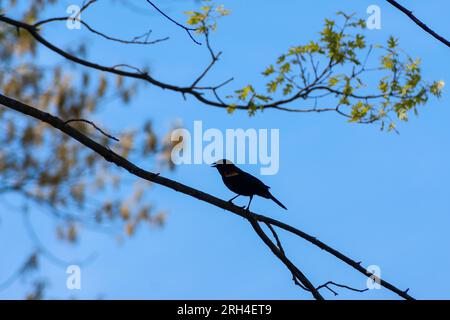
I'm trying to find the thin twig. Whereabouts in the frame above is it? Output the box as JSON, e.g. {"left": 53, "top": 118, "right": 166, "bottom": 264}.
{"left": 250, "top": 217, "right": 323, "bottom": 299}
{"left": 316, "top": 281, "right": 368, "bottom": 296}
{"left": 0, "top": 93, "right": 415, "bottom": 300}
{"left": 264, "top": 222, "right": 366, "bottom": 297}
{"left": 35, "top": 0, "right": 97, "bottom": 27}
{"left": 35, "top": 17, "right": 168, "bottom": 45}
{"left": 64, "top": 118, "right": 119, "bottom": 141}
{"left": 145, "top": 0, "right": 201, "bottom": 45}
{"left": 0, "top": 15, "right": 381, "bottom": 116}
{"left": 386, "top": 0, "right": 449, "bottom": 47}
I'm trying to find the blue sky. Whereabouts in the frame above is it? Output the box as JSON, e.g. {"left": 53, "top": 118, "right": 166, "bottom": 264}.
{"left": 1, "top": 0, "right": 449, "bottom": 299}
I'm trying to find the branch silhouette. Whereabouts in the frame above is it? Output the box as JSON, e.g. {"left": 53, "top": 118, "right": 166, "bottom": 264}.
{"left": 1, "top": 10, "right": 441, "bottom": 130}
{"left": 144, "top": 0, "right": 201, "bottom": 45}
{"left": 0, "top": 15, "right": 372, "bottom": 117}
{"left": 0, "top": 93, "right": 414, "bottom": 300}
{"left": 64, "top": 119, "right": 120, "bottom": 141}
{"left": 34, "top": 1, "right": 169, "bottom": 46}
{"left": 386, "top": 0, "right": 449, "bottom": 47}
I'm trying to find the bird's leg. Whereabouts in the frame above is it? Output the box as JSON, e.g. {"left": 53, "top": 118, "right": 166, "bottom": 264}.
{"left": 228, "top": 194, "right": 240, "bottom": 203}
{"left": 245, "top": 195, "right": 253, "bottom": 211}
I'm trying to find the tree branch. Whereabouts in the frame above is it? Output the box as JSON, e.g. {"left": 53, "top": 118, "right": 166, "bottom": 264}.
{"left": 0, "top": 93, "right": 414, "bottom": 300}
{"left": 34, "top": 0, "right": 95, "bottom": 27}
{"left": 264, "top": 221, "right": 367, "bottom": 297}
{"left": 386, "top": 0, "right": 450, "bottom": 47}
{"left": 35, "top": 17, "right": 168, "bottom": 45}
{"left": 144, "top": 0, "right": 201, "bottom": 45}
{"left": 64, "top": 118, "right": 119, "bottom": 141}
{"left": 0, "top": 15, "right": 350, "bottom": 116}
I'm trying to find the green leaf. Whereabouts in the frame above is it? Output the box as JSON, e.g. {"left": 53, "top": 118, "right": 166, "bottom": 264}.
{"left": 328, "top": 76, "right": 339, "bottom": 87}
{"left": 262, "top": 65, "right": 275, "bottom": 76}
{"left": 235, "top": 85, "right": 254, "bottom": 100}
{"left": 387, "top": 36, "right": 398, "bottom": 49}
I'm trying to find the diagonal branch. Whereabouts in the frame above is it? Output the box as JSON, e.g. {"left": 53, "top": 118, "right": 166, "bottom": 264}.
{"left": 386, "top": 0, "right": 450, "bottom": 47}
{"left": 144, "top": 0, "right": 201, "bottom": 45}
{"left": 316, "top": 281, "right": 368, "bottom": 296}
{"left": 0, "top": 93, "right": 414, "bottom": 300}
{"left": 34, "top": 0, "right": 168, "bottom": 46}
{"left": 35, "top": 17, "right": 169, "bottom": 45}
{"left": 249, "top": 217, "right": 323, "bottom": 299}
{"left": 64, "top": 118, "right": 119, "bottom": 141}
{"left": 255, "top": 214, "right": 413, "bottom": 299}
{"left": 0, "top": 15, "right": 345, "bottom": 115}
{"left": 35, "top": 0, "right": 96, "bottom": 26}
{"left": 264, "top": 221, "right": 367, "bottom": 296}
{"left": 0, "top": 15, "right": 183, "bottom": 91}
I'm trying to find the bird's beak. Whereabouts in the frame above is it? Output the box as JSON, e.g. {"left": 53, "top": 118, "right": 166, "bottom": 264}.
{"left": 211, "top": 163, "right": 217, "bottom": 168}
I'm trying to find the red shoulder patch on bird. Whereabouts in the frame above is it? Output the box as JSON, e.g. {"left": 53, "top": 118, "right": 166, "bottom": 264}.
{"left": 223, "top": 171, "right": 239, "bottom": 177}
{"left": 223, "top": 167, "right": 240, "bottom": 177}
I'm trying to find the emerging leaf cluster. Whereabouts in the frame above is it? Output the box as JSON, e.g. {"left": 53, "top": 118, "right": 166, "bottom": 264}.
{"left": 184, "top": 0, "right": 230, "bottom": 34}
{"left": 231, "top": 12, "right": 444, "bottom": 130}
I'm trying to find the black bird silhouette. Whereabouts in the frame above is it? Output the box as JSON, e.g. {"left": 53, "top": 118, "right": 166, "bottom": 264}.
{"left": 212, "top": 159, "right": 287, "bottom": 211}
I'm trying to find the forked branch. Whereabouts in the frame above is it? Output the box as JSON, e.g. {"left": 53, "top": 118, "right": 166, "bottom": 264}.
{"left": 0, "top": 93, "right": 414, "bottom": 300}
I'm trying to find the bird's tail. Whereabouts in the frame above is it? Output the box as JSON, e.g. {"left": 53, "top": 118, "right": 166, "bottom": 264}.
{"left": 269, "top": 194, "right": 287, "bottom": 210}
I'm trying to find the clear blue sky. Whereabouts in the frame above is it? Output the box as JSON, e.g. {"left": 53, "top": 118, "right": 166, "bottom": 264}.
{"left": 1, "top": 0, "right": 449, "bottom": 299}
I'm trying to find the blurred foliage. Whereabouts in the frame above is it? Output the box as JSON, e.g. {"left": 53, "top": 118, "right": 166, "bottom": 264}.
{"left": 0, "top": 0, "right": 177, "bottom": 298}
{"left": 0, "top": 0, "right": 445, "bottom": 299}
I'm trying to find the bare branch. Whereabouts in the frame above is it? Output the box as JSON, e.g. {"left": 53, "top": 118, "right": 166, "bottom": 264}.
{"left": 0, "top": 93, "right": 415, "bottom": 300}
{"left": 249, "top": 217, "right": 323, "bottom": 299}
{"left": 64, "top": 118, "right": 119, "bottom": 142}
{"left": 386, "top": 0, "right": 449, "bottom": 47}
{"left": 316, "top": 281, "right": 368, "bottom": 296}
{"left": 35, "top": 16, "right": 168, "bottom": 45}
{"left": 0, "top": 15, "right": 363, "bottom": 117}
{"left": 264, "top": 221, "right": 366, "bottom": 297}
{"left": 34, "top": 0, "right": 97, "bottom": 26}
{"left": 144, "top": 0, "right": 201, "bottom": 45}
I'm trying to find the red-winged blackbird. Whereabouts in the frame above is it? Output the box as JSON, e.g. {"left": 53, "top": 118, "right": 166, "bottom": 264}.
{"left": 212, "top": 159, "right": 287, "bottom": 211}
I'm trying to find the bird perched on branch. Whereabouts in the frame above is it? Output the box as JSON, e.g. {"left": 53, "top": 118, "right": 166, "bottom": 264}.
{"left": 212, "top": 159, "right": 287, "bottom": 211}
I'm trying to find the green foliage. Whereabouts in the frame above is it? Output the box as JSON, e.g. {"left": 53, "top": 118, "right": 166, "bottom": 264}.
{"left": 0, "top": 0, "right": 446, "bottom": 300}
{"left": 230, "top": 12, "right": 444, "bottom": 130}
{"left": 184, "top": 0, "right": 230, "bottom": 34}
